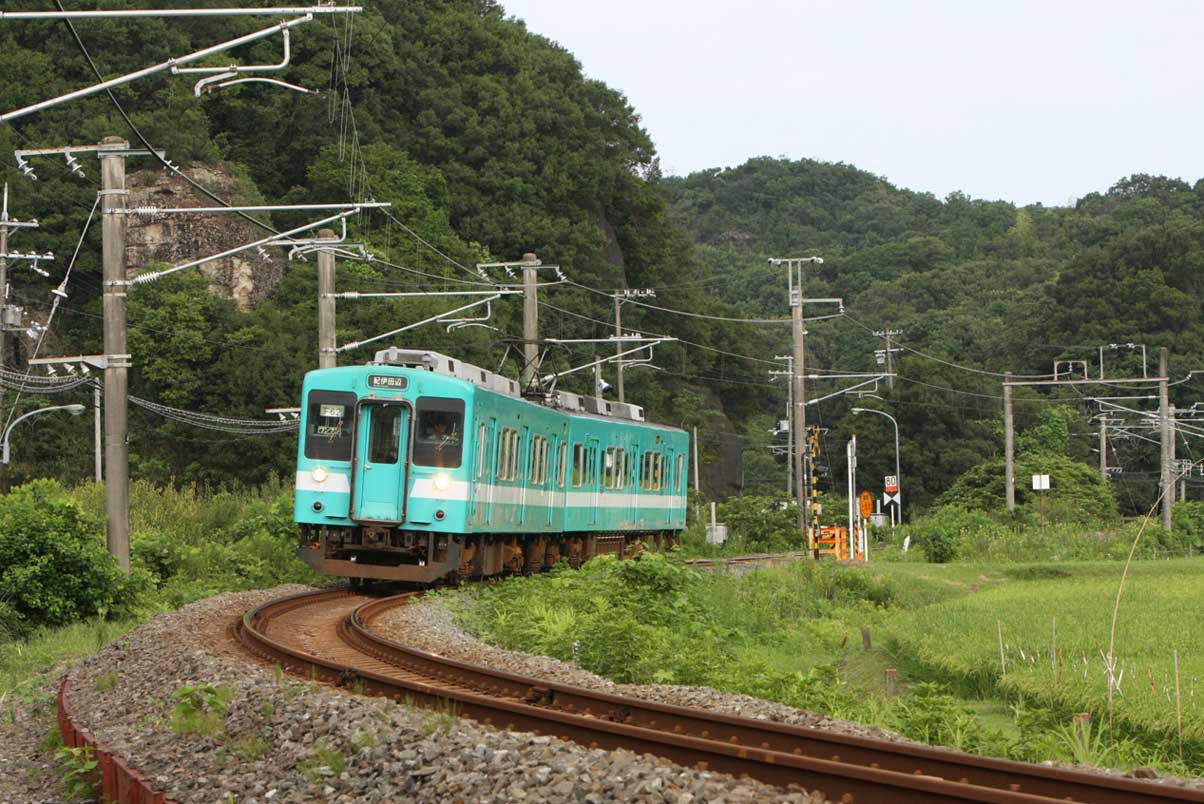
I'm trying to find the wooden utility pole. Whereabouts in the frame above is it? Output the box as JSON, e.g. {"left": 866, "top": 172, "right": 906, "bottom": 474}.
{"left": 1004, "top": 371, "right": 1015, "bottom": 512}
{"left": 520, "top": 252, "right": 540, "bottom": 393}
{"left": 100, "top": 137, "right": 130, "bottom": 572}
{"left": 317, "top": 229, "right": 337, "bottom": 369}
{"left": 1160, "top": 346, "right": 1173, "bottom": 530}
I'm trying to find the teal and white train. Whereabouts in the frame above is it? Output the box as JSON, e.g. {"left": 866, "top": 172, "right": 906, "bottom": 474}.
{"left": 295, "top": 348, "right": 689, "bottom": 583}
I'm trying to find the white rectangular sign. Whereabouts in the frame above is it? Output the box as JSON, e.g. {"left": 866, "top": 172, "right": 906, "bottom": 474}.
{"left": 1031, "top": 474, "right": 1050, "bottom": 491}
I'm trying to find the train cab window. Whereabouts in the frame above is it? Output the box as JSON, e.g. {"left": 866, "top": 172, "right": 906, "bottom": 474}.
{"left": 413, "top": 397, "right": 465, "bottom": 468}
{"left": 304, "top": 391, "right": 358, "bottom": 461}
{"left": 558, "top": 441, "right": 568, "bottom": 488}
{"left": 367, "top": 405, "right": 403, "bottom": 464}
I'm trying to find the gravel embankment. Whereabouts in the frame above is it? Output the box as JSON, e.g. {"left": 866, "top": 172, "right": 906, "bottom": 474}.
{"left": 375, "top": 597, "right": 909, "bottom": 743}
{"left": 45, "top": 586, "right": 830, "bottom": 803}
{"left": 0, "top": 676, "right": 64, "bottom": 802}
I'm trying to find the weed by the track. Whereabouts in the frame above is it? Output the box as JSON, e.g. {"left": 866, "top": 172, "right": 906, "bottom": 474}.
{"left": 170, "top": 683, "right": 232, "bottom": 738}
{"left": 299, "top": 737, "right": 346, "bottom": 784}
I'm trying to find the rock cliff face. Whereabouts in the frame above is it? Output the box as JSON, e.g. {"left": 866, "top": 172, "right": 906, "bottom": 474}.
{"left": 124, "top": 164, "right": 283, "bottom": 309}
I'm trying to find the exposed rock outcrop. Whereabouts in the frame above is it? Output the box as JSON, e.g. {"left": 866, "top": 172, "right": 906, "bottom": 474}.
{"left": 125, "top": 164, "right": 284, "bottom": 309}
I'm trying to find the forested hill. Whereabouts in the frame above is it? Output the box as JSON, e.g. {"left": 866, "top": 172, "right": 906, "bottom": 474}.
{"left": 0, "top": 2, "right": 1201, "bottom": 515}
{"left": 658, "top": 159, "right": 1204, "bottom": 511}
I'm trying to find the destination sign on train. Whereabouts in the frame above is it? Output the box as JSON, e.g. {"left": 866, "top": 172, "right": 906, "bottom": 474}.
{"left": 368, "top": 375, "right": 408, "bottom": 389}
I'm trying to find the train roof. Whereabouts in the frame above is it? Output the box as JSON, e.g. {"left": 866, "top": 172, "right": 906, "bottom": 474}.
{"left": 370, "top": 347, "right": 675, "bottom": 430}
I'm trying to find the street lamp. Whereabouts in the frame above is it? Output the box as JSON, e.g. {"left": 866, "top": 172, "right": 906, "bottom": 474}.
{"left": 850, "top": 407, "right": 901, "bottom": 524}
{"left": 2, "top": 404, "right": 85, "bottom": 464}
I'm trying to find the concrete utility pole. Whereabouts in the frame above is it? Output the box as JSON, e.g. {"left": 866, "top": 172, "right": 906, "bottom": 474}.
{"left": 875, "top": 329, "right": 902, "bottom": 390}
{"left": 520, "top": 252, "right": 540, "bottom": 392}
{"left": 770, "top": 355, "right": 794, "bottom": 499}
{"left": 1004, "top": 371, "right": 1015, "bottom": 512}
{"left": 94, "top": 383, "right": 102, "bottom": 482}
{"left": 100, "top": 137, "right": 131, "bottom": 572}
{"left": 317, "top": 228, "right": 337, "bottom": 370}
{"left": 771, "top": 257, "right": 823, "bottom": 547}
{"left": 613, "top": 292, "right": 624, "bottom": 403}
{"left": 692, "top": 425, "right": 700, "bottom": 492}
{"left": 0, "top": 183, "right": 45, "bottom": 491}
{"left": 1160, "top": 347, "right": 1173, "bottom": 530}
{"left": 1099, "top": 417, "right": 1107, "bottom": 483}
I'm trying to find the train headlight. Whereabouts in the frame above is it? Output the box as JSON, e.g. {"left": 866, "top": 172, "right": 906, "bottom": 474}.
{"left": 433, "top": 473, "right": 451, "bottom": 493}
{"left": 312, "top": 466, "right": 329, "bottom": 484}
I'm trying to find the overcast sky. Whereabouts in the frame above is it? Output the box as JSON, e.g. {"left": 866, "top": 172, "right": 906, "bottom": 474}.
{"left": 500, "top": 0, "right": 1204, "bottom": 207}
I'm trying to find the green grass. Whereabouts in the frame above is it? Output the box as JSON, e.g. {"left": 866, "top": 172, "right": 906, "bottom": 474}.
{"left": 449, "top": 551, "right": 1204, "bottom": 773}
{"left": 0, "top": 616, "right": 141, "bottom": 702}
{"left": 885, "top": 558, "right": 1204, "bottom": 748}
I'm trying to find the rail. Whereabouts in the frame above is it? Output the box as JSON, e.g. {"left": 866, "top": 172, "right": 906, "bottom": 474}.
{"left": 236, "top": 589, "right": 1203, "bottom": 803}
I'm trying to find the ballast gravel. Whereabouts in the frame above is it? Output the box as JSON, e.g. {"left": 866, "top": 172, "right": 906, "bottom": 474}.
{"left": 57, "top": 585, "right": 830, "bottom": 804}
{"left": 375, "top": 596, "right": 909, "bottom": 743}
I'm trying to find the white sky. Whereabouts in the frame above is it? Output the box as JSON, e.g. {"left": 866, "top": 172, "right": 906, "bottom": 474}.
{"left": 500, "top": 0, "right": 1204, "bottom": 206}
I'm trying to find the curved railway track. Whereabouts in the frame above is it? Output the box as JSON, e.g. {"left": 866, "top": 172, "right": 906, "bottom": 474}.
{"left": 235, "top": 589, "right": 1201, "bottom": 804}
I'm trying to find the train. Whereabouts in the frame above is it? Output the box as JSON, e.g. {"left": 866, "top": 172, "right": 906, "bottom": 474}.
{"left": 294, "top": 347, "right": 690, "bottom": 582}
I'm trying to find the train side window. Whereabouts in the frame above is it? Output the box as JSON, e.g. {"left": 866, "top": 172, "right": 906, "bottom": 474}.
{"left": 676, "top": 454, "right": 685, "bottom": 493}
{"left": 498, "top": 427, "right": 514, "bottom": 481}
{"left": 530, "top": 435, "right": 548, "bottom": 485}
{"left": 304, "top": 390, "right": 358, "bottom": 461}
{"left": 604, "top": 447, "right": 616, "bottom": 488}
{"left": 572, "top": 443, "right": 584, "bottom": 487}
{"left": 653, "top": 453, "right": 663, "bottom": 491}
{"left": 640, "top": 451, "right": 652, "bottom": 491}
{"left": 614, "top": 448, "right": 626, "bottom": 489}
{"left": 558, "top": 441, "right": 568, "bottom": 488}
{"left": 584, "top": 446, "right": 597, "bottom": 486}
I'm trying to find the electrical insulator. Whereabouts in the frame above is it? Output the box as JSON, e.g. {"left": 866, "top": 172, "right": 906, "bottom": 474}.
{"left": 64, "top": 152, "right": 85, "bottom": 178}
{"left": 16, "top": 155, "right": 36, "bottom": 181}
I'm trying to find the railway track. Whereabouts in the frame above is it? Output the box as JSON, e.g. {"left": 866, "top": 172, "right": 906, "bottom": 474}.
{"left": 235, "top": 589, "right": 1201, "bottom": 804}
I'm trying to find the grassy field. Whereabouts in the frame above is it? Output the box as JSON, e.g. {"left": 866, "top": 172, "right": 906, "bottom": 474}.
{"left": 879, "top": 559, "right": 1204, "bottom": 747}
{"left": 449, "top": 553, "right": 1204, "bottom": 772}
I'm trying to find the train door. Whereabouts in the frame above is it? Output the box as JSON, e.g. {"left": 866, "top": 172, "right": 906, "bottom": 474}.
{"left": 588, "top": 436, "right": 601, "bottom": 526}
{"left": 545, "top": 436, "right": 557, "bottom": 526}
{"left": 485, "top": 419, "right": 498, "bottom": 525}
{"left": 664, "top": 448, "right": 677, "bottom": 525}
{"left": 351, "top": 401, "right": 410, "bottom": 523}
{"left": 470, "top": 418, "right": 492, "bottom": 525}
{"left": 627, "top": 442, "right": 639, "bottom": 525}
{"left": 518, "top": 426, "right": 530, "bottom": 525}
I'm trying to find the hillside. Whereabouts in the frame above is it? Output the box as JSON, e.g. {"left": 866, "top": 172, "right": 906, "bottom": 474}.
{"left": 0, "top": 2, "right": 1201, "bottom": 513}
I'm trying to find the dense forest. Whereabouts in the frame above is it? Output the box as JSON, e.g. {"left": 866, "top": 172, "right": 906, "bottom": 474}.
{"left": 1, "top": 0, "right": 1201, "bottom": 517}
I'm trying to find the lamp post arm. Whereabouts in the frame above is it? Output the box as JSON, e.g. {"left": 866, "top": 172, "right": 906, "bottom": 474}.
{"left": 2, "top": 404, "right": 85, "bottom": 464}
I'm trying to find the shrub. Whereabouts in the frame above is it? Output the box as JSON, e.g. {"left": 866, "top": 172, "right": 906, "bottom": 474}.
{"left": 905, "top": 506, "right": 997, "bottom": 563}
{"left": 716, "top": 495, "right": 802, "bottom": 552}
{"left": 0, "top": 480, "right": 148, "bottom": 637}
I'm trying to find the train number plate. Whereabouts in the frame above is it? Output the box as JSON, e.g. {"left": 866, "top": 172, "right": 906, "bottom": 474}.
{"left": 368, "top": 375, "right": 408, "bottom": 389}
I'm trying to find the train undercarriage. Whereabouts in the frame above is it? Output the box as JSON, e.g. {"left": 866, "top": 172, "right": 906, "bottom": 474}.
{"left": 298, "top": 525, "right": 679, "bottom": 584}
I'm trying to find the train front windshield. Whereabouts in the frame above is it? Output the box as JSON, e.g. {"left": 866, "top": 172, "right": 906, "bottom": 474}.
{"left": 413, "top": 397, "right": 465, "bottom": 468}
